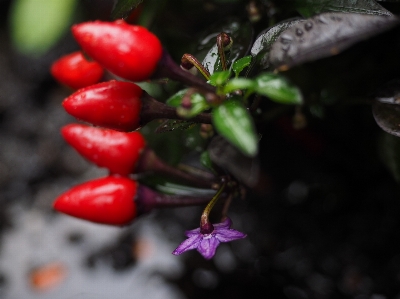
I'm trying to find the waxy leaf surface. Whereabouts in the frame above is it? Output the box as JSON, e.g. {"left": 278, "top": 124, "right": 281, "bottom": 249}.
{"left": 250, "top": 19, "right": 303, "bottom": 70}
{"left": 212, "top": 98, "right": 258, "bottom": 157}
{"left": 269, "top": 13, "right": 399, "bottom": 69}
{"left": 255, "top": 73, "right": 303, "bottom": 105}
{"left": 292, "top": 0, "right": 392, "bottom": 17}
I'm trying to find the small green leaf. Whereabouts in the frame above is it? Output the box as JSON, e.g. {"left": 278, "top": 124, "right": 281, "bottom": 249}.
{"left": 232, "top": 56, "right": 252, "bottom": 77}
{"left": 200, "top": 151, "right": 217, "bottom": 174}
{"left": 255, "top": 73, "right": 303, "bottom": 105}
{"left": 166, "top": 89, "right": 188, "bottom": 107}
{"left": 223, "top": 78, "right": 256, "bottom": 94}
{"left": 212, "top": 98, "right": 258, "bottom": 157}
{"left": 177, "top": 94, "right": 209, "bottom": 119}
{"left": 166, "top": 89, "right": 209, "bottom": 118}
{"left": 208, "top": 70, "right": 232, "bottom": 87}
{"left": 9, "top": 0, "right": 78, "bottom": 57}
{"left": 111, "top": 0, "right": 143, "bottom": 20}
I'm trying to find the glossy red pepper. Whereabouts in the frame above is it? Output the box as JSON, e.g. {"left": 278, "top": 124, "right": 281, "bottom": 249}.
{"left": 72, "top": 20, "right": 162, "bottom": 82}
{"left": 61, "top": 124, "right": 146, "bottom": 176}
{"left": 50, "top": 51, "right": 104, "bottom": 90}
{"left": 62, "top": 80, "right": 143, "bottom": 131}
{"left": 53, "top": 176, "right": 137, "bottom": 225}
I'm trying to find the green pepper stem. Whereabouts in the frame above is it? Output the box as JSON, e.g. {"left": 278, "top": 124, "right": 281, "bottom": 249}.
{"left": 200, "top": 182, "right": 226, "bottom": 233}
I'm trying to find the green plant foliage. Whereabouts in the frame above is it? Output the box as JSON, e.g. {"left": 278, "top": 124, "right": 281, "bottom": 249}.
{"left": 200, "top": 151, "right": 216, "bottom": 174}
{"left": 255, "top": 73, "right": 303, "bottom": 105}
{"left": 9, "top": 0, "right": 78, "bottom": 57}
{"left": 166, "top": 89, "right": 189, "bottom": 107}
{"left": 223, "top": 78, "right": 256, "bottom": 94}
{"left": 166, "top": 89, "right": 210, "bottom": 118}
{"left": 208, "top": 71, "right": 232, "bottom": 87}
{"left": 232, "top": 56, "right": 252, "bottom": 77}
{"left": 212, "top": 98, "right": 258, "bottom": 157}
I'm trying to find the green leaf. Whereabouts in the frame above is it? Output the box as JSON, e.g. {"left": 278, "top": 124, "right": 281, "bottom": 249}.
{"left": 208, "top": 71, "right": 232, "bottom": 87}
{"left": 255, "top": 73, "right": 303, "bottom": 105}
{"left": 111, "top": 0, "right": 143, "bottom": 20}
{"left": 200, "top": 151, "right": 217, "bottom": 174}
{"left": 9, "top": 0, "right": 78, "bottom": 57}
{"left": 223, "top": 78, "right": 256, "bottom": 94}
{"left": 212, "top": 98, "right": 258, "bottom": 157}
{"left": 291, "top": 0, "right": 392, "bottom": 17}
{"left": 166, "top": 89, "right": 210, "bottom": 118}
{"left": 232, "top": 56, "right": 252, "bottom": 77}
{"left": 166, "top": 89, "right": 188, "bottom": 107}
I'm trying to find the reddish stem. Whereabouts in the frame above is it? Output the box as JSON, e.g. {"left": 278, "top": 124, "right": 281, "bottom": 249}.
{"left": 136, "top": 184, "right": 213, "bottom": 214}
{"left": 135, "top": 147, "right": 217, "bottom": 189}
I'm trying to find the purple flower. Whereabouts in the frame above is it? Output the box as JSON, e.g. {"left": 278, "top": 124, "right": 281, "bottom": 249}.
{"left": 172, "top": 217, "right": 246, "bottom": 259}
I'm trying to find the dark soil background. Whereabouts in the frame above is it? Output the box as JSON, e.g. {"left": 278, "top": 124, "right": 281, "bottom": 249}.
{"left": 1, "top": 0, "right": 400, "bottom": 298}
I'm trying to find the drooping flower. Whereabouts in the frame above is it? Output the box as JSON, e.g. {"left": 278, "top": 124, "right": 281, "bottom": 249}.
{"left": 172, "top": 217, "right": 246, "bottom": 259}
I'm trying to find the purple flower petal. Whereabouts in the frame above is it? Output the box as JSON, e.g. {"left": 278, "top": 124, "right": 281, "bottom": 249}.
{"left": 172, "top": 234, "right": 202, "bottom": 255}
{"left": 185, "top": 227, "right": 201, "bottom": 237}
{"left": 215, "top": 229, "right": 247, "bottom": 242}
{"left": 172, "top": 217, "right": 246, "bottom": 260}
{"left": 197, "top": 236, "right": 220, "bottom": 259}
{"left": 213, "top": 217, "right": 232, "bottom": 230}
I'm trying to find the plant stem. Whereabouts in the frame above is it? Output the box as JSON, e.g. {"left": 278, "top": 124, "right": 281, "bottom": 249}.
{"left": 216, "top": 32, "right": 231, "bottom": 71}
{"left": 136, "top": 184, "right": 214, "bottom": 214}
{"left": 135, "top": 147, "right": 217, "bottom": 189}
{"left": 181, "top": 54, "right": 211, "bottom": 80}
{"left": 200, "top": 182, "right": 226, "bottom": 234}
{"left": 152, "top": 49, "right": 215, "bottom": 93}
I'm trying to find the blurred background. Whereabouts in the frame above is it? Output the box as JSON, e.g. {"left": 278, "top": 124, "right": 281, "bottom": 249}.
{"left": 1, "top": 0, "right": 400, "bottom": 298}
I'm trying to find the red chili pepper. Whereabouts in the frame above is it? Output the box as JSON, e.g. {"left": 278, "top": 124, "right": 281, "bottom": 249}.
{"left": 62, "top": 80, "right": 143, "bottom": 131}
{"left": 53, "top": 176, "right": 137, "bottom": 225}
{"left": 72, "top": 20, "right": 162, "bottom": 82}
{"left": 50, "top": 51, "right": 104, "bottom": 90}
{"left": 61, "top": 124, "right": 146, "bottom": 176}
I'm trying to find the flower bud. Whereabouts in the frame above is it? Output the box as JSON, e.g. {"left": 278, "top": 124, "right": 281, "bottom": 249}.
{"left": 50, "top": 51, "right": 104, "bottom": 90}
{"left": 61, "top": 124, "right": 146, "bottom": 176}
{"left": 72, "top": 20, "right": 162, "bottom": 82}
